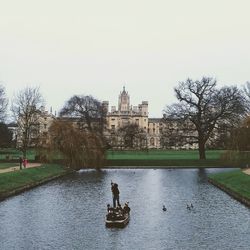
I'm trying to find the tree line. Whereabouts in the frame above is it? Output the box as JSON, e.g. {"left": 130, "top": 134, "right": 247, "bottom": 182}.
{"left": 0, "top": 77, "right": 250, "bottom": 168}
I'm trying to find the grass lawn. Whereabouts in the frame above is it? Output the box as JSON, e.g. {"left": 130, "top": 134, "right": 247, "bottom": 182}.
{"left": 0, "top": 148, "right": 36, "bottom": 160}
{"left": 0, "top": 148, "right": 62, "bottom": 161}
{"left": 106, "top": 150, "right": 224, "bottom": 160}
{"left": 0, "top": 163, "right": 18, "bottom": 169}
{"left": 105, "top": 150, "right": 228, "bottom": 167}
{"left": 0, "top": 164, "right": 69, "bottom": 195}
{"left": 209, "top": 170, "right": 250, "bottom": 200}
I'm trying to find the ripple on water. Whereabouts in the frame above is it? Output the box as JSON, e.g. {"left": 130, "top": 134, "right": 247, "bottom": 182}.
{"left": 0, "top": 168, "right": 249, "bottom": 250}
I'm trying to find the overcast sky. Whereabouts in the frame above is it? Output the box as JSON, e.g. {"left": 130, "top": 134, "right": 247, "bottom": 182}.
{"left": 1, "top": 0, "right": 250, "bottom": 118}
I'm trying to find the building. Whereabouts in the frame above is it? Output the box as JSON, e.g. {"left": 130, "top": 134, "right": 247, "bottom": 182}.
{"left": 16, "top": 106, "right": 55, "bottom": 148}
{"left": 104, "top": 87, "right": 161, "bottom": 149}
{"left": 13, "top": 88, "right": 203, "bottom": 150}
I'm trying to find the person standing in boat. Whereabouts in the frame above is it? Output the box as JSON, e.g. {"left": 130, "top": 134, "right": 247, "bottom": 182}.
{"left": 111, "top": 181, "right": 120, "bottom": 208}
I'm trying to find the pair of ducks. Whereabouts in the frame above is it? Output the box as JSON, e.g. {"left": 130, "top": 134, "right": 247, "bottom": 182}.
{"left": 186, "top": 203, "right": 194, "bottom": 210}
{"left": 162, "top": 203, "right": 194, "bottom": 211}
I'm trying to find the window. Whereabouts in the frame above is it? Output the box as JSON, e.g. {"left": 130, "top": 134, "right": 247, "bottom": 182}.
{"left": 150, "top": 137, "right": 154, "bottom": 146}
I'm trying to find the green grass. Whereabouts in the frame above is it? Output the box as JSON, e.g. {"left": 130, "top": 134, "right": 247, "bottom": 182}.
{"left": 0, "top": 164, "right": 69, "bottom": 195}
{"left": 209, "top": 170, "right": 250, "bottom": 200}
{"left": 0, "top": 148, "right": 230, "bottom": 167}
{"left": 105, "top": 150, "right": 228, "bottom": 167}
{"left": 0, "top": 148, "right": 36, "bottom": 160}
{"left": 0, "top": 163, "right": 18, "bottom": 169}
{"left": 0, "top": 149, "right": 21, "bottom": 160}
{"left": 106, "top": 150, "right": 224, "bottom": 160}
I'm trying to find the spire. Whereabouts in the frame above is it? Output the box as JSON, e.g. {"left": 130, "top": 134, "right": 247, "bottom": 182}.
{"left": 122, "top": 86, "right": 126, "bottom": 94}
{"left": 118, "top": 85, "right": 130, "bottom": 111}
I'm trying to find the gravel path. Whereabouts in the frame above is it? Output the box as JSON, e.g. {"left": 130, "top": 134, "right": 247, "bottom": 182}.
{"left": 242, "top": 168, "right": 250, "bottom": 175}
{"left": 0, "top": 163, "right": 42, "bottom": 174}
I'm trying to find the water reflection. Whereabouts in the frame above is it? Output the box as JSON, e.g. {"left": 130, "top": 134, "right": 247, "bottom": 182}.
{"left": 0, "top": 168, "right": 249, "bottom": 250}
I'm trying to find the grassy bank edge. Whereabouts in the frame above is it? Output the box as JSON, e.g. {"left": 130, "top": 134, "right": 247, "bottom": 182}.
{"left": 104, "top": 159, "right": 237, "bottom": 167}
{"left": 208, "top": 170, "right": 250, "bottom": 208}
{"left": 0, "top": 164, "right": 73, "bottom": 202}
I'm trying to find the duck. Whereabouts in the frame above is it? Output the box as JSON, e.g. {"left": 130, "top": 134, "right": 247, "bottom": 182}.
{"left": 162, "top": 205, "right": 167, "bottom": 211}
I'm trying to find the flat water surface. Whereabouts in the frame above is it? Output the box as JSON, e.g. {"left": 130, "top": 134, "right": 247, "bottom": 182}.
{"left": 0, "top": 168, "right": 249, "bottom": 250}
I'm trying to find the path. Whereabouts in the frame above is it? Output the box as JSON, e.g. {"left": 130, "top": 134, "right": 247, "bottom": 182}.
{"left": 242, "top": 168, "right": 250, "bottom": 175}
{"left": 0, "top": 163, "right": 42, "bottom": 174}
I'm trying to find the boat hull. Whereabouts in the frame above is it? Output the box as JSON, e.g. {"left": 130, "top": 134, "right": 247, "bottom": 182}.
{"left": 105, "top": 214, "right": 130, "bottom": 228}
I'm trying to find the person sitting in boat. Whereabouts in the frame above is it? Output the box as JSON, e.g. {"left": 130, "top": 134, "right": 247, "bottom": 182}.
{"left": 117, "top": 204, "right": 123, "bottom": 212}
{"left": 107, "top": 204, "right": 111, "bottom": 212}
{"left": 106, "top": 208, "right": 116, "bottom": 220}
{"left": 111, "top": 181, "right": 120, "bottom": 208}
{"left": 123, "top": 202, "right": 130, "bottom": 214}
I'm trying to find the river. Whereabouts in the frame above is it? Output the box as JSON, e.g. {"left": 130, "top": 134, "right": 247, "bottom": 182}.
{"left": 0, "top": 168, "right": 249, "bottom": 250}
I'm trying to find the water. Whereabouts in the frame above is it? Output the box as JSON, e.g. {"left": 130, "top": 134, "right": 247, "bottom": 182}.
{"left": 0, "top": 168, "right": 249, "bottom": 250}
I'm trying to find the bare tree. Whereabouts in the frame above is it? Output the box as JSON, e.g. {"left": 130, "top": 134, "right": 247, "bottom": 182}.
{"left": 60, "top": 95, "right": 107, "bottom": 134}
{"left": 163, "top": 77, "right": 246, "bottom": 159}
{"left": 243, "top": 81, "right": 250, "bottom": 112}
{"left": 227, "top": 116, "right": 250, "bottom": 151}
{"left": 58, "top": 95, "right": 107, "bottom": 168}
{"left": 11, "top": 87, "right": 44, "bottom": 158}
{"left": 118, "top": 123, "right": 147, "bottom": 150}
{"left": 160, "top": 118, "right": 197, "bottom": 149}
{"left": 0, "top": 84, "right": 8, "bottom": 122}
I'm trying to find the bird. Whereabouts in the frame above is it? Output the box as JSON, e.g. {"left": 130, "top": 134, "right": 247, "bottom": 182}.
{"left": 162, "top": 205, "right": 167, "bottom": 211}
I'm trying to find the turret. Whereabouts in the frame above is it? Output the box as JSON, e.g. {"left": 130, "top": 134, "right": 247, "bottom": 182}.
{"left": 118, "top": 86, "right": 130, "bottom": 112}
{"left": 141, "top": 101, "right": 148, "bottom": 116}
{"left": 102, "top": 101, "right": 109, "bottom": 113}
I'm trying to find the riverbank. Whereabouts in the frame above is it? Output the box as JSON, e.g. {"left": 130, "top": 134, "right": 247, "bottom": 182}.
{"left": 0, "top": 149, "right": 242, "bottom": 167}
{"left": 208, "top": 169, "right": 250, "bottom": 207}
{"left": 0, "top": 164, "right": 73, "bottom": 201}
{"left": 104, "top": 159, "right": 234, "bottom": 167}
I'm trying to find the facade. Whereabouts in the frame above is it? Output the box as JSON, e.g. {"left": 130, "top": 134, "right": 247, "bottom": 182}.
{"left": 16, "top": 106, "right": 55, "bottom": 148}
{"left": 160, "top": 118, "right": 198, "bottom": 150}
{"left": 13, "top": 88, "right": 204, "bottom": 150}
{"left": 104, "top": 87, "right": 161, "bottom": 149}
{"left": 13, "top": 90, "right": 227, "bottom": 152}
{"left": 7, "top": 122, "right": 18, "bottom": 143}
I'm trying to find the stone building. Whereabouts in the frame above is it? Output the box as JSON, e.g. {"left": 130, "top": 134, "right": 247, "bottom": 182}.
{"left": 104, "top": 87, "right": 161, "bottom": 149}
{"left": 14, "top": 88, "right": 163, "bottom": 150}
{"left": 16, "top": 106, "right": 55, "bottom": 148}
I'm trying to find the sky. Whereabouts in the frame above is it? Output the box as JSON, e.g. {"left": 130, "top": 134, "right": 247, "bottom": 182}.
{"left": 1, "top": 0, "right": 250, "bottom": 118}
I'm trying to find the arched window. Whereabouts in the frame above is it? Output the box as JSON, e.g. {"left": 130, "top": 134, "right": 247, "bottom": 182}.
{"left": 150, "top": 137, "right": 154, "bottom": 146}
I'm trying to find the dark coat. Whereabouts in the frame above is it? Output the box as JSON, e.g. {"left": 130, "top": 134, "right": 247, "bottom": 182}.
{"left": 111, "top": 183, "right": 120, "bottom": 197}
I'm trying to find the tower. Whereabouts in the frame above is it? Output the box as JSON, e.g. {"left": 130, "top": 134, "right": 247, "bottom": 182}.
{"left": 118, "top": 86, "right": 130, "bottom": 112}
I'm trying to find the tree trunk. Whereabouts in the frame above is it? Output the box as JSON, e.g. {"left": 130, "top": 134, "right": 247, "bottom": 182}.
{"left": 198, "top": 141, "right": 206, "bottom": 160}
{"left": 23, "top": 146, "right": 27, "bottom": 159}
